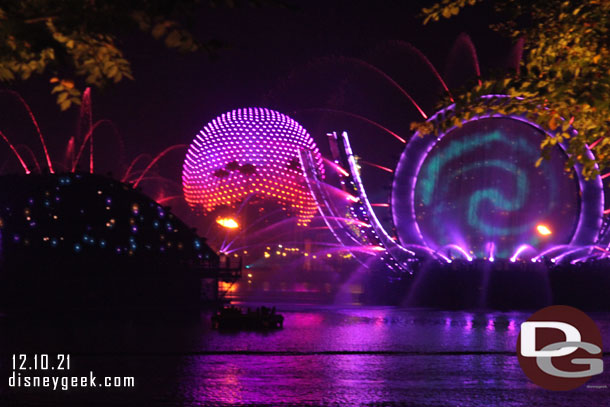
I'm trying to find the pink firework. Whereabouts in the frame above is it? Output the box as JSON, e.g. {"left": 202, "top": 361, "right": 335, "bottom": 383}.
{"left": 182, "top": 107, "right": 324, "bottom": 225}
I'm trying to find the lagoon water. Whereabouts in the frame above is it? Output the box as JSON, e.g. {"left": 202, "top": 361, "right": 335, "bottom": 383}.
{"left": 1, "top": 305, "right": 609, "bottom": 406}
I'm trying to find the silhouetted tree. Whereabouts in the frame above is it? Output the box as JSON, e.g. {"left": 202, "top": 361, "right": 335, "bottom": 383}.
{"left": 414, "top": 0, "right": 610, "bottom": 177}
{"left": 0, "top": 0, "right": 278, "bottom": 110}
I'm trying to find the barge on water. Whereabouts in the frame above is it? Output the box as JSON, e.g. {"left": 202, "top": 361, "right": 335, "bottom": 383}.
{"left": 212, "top": 306, "right": 284, "bottom": 330}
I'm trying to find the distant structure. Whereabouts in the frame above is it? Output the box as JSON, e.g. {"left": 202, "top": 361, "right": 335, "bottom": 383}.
{"left": 0, "top": 173, "right": 239, "bottom": 314}
{"left": 303, "top": 97, "right": 606, "bottom": 274}
{"left": 298, "top": 98, "right": 610, "bottom": 309}
{"left": 393, "top": 114, "right": 603, "bottom": 261}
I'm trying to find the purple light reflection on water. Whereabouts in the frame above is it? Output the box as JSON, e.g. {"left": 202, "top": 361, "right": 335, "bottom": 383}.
{"left": 464, "top": 315, "right": 473, "bottom": 332}
{"left": 486, "top": 319, "right": 495, "bottom": 331}
{"left": 2, "top": 307, "right": 610, "bottom": 406}
{"left": 183, "top": 353, "right": 604, "bottom": 406}
{"left": 180, "top": 307, "right": 610, "bottom": 405}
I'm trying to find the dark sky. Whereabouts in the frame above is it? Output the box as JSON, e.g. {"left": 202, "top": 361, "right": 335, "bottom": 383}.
{"left": 4, "top": 0, "right": 512, "bottom": 218}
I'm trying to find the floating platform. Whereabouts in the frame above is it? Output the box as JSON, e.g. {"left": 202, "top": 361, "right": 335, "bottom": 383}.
{"left": 212, "top": 306, "right": 284, "bottom": 330}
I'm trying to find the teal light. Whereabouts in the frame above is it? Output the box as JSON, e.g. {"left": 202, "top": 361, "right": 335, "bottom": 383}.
{"left": 413, "top": 120, "right": 579, "bottom": 258}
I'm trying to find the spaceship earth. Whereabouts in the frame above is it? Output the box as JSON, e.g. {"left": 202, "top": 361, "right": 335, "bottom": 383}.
{"left": 182, "top": 108, "right": 324, "bottom": 225}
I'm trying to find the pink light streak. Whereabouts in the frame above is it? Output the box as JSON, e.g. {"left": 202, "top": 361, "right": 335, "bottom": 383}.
{"left": 133, "top": 144, "right": 187, "bottom": 188}
{"left": 70, "top": 120, "right": 116, "bottom": 172}
{"left": 368, "top": 245, "right": 386, "bottom": 252}
{"left": 322, "top": 156, "right": 349, "bottom": 176}
{"left": 344, "top": 58, "right": 428, "bottom": 119}
{"left": 387, "top": 40, "right": 454, "bottom": 102}
{"left": 454, "top": 33, "right": 482, "bottom": 86}
{"left": 0, "top": 130, "right": 30, "bottom": 174}
{"left": 345, "top": 193, "right": 360, "bottom": 203}
{"left": 299, "top": 108, "right": 406, "bottom": 144}
{"left": 2, "top": 90, "right": 54, "bottom": 173}
{"left": 442, "top": 244, "right": 473, "bottom": 261}
{"left": 78, "top": 87, "right": 94, "bottom": 173}
{"left": 324, "top": 216, "right": 371, "bottom": 228}
{"left": 64, "top": 136, "right": 75, "bottom": 169}
{"left": 155, "top": 195, "right": 183, "bottom": 204}
{"left": 510, "top": 244, "right": 536, "bottom": 262}
{"left": 359, "top": 160, "right": 394, "bottom": 173}
{"left": 16, "top": 144, "right": 41, "bottom": 173}
{"left": 122, "top": 153, "right": 152, "bottom": 182}
{"left": 589, "top": 138, "right": 603, "bottom": 150}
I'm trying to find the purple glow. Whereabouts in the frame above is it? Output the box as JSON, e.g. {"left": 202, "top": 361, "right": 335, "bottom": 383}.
{"left": 509, "top": 244, "right": 536, "bottom": 262}
{"left": 392, "top": 95, "right": 604, "bottom": 261}
{"left": 531, "top": 244, "right": 573, "bottom": 262}
{"left": 594, "top": 246, "right": 610, "bottom": 254}
{"left": 441, "top": 244, "right": 473, "bottom": 261}
{"left": 340, "top": 131, "right": 415, "bottom": 271}
{"left": 570, "top": 255, "right": 594, "bottom": 264}
{"left": 402, "top": 244, "right": 452, "bottom": 262}
{"left": 486, "top": 319, "right": 495, "bottom": 331}
{"left": 464, "top": 315, "right": 473, "bottom": 331}
{"left": 182, "top": 108, "right": 324, "bottom": 226}
{"left": 299, "top": 148, "right": 367, "bottom": 265}
{"left": 322, "top": 156, "right": 349, "bottom": 176}
{"left": 551, "top": 245, "right": 594, "bottom": 264}
{"left": 300, "top": 130, "right": 416, "bottom": 272}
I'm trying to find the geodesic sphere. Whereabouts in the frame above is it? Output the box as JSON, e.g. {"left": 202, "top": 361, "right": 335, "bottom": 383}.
{"left": 182, "top": 108, "right": 324, "bottom": 225}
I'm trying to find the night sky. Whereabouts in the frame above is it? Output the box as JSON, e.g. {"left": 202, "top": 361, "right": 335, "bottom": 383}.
{"left": 2, "top": 0, "right": 513, "bottom": 226}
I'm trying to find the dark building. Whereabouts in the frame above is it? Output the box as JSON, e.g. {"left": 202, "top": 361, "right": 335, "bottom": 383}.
{"left": 0, "top": 173, "right": 234, "bottom": 315}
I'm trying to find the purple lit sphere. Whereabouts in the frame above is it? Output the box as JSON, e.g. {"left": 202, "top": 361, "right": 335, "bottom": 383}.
{"left": 182, "top": 108, "right": 324, "bottom": 225}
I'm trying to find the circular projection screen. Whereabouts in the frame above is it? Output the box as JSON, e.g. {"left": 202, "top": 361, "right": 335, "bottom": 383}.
{"left": 392, "top": 116, "right": 603, "bottom": 259}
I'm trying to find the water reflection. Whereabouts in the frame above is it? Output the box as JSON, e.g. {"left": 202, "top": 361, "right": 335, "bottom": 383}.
{"left": 1, "top": 307, "right": 609, "bottom": 406}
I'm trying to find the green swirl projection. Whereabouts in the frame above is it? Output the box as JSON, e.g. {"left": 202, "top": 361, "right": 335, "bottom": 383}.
{"left": 413, "top": 118, "right": 579, "bottom": 258}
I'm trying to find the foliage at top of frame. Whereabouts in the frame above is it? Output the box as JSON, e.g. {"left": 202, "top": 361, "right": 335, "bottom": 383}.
{"left": 415, "top": 0, "right": 610, "bottom": 178}
{"left": 0, "top": 0, "right": 277, "bottom": 110}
